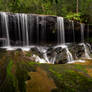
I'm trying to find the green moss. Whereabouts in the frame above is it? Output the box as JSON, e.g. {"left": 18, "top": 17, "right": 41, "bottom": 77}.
{"left": 16, "top": 62, "right": 31, "bottom": 92}
{"left": 49, "top": 68, "right": 92, "bottom": 92}
{"left": 4, "top": 60, "right": 18, "bottom": 92}
{"left": 29, "top": 61, "right": 41, "bottom": 66}
{"left": 74, "top": 64, "right": 87, "bottom": 73}
{"left": 25, "top": 52, "right": 32, "bottom": 57}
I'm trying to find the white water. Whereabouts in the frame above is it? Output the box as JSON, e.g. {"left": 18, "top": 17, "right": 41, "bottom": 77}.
{"left": 68, "top": 59, "right": 85, "bottom": 64}
{"left": 0, "top": 12, "right": 91, "bottom": 64}
{"left": 37, "top": 47, "right": 50, "bottom": 63}
{"left": 81, "top": 23, "right": 85, "bottom": 42}
{"left": 57, "top": 17, "right": 65, "bottom": 44}
{"left": 37, "top": 16, "right": 40, "bottom": 43}
{"left": 20, "top": 14, "right": 29, "bottom": 46}
{"left": 80, "top": 23, "right": 90, "bottom": 59}
{"left": 33, "top": 54, "right": 46, "bottom": 63}
{"left": 80, "top": 43, "right": 90, "bottom": 59}
{"left": 57, "top": 17, "right": 73, "bottom": 63}
{"left": 72, "top": 21, "right": 75, "bottom": 42}
{"left": 55, "top": 44, "right": 73, "bottom": 63}
{"left": 41, "top": 16, "right": 46, "bottom": 42}
{"left": 1, "top": 12, "right": 10, "bottom": 46}
{"left": 1, "top": 46, "right": 35, "bottom": 51}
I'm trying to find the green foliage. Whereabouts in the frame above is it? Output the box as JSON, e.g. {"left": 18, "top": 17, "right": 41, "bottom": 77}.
{"left": 0, "top": 0, "right": 92, "bottom": 23}
{"left": 66, "top": 13, "right": 82, "bottom": 22}
{"left": 66, "top": 13, "right": 89, "bottom": 23}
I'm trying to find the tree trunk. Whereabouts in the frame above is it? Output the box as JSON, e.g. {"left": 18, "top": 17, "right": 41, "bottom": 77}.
{"left": 76, "top": 0, "right": 79, "bottom": 13}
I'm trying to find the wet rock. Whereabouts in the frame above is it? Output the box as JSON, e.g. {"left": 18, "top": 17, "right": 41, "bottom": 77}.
{"left": 47, "top": 47, "right": 68, "bottom": 64}
{"left": 0, "top": 48, "right": 6, "bottom": 52}
{"left": 30, "top": 47, "right": 43, "bottom": 58}
{"left": 16, "top": 48, "right": 22, "bottom": 51}
{"left": 55, "top": 49, "right": 68, "bottom": 64}
{"left": 68, "top": 44, "right": 85, "bottom": 59}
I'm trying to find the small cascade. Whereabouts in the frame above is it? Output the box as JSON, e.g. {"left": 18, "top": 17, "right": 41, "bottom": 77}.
{"left": 80, "top": 43, "right": 90, "bottom": 59}
{"left": 65, "top": 46, "right": 74, "bottom": 62}
{"left": 80, "top": 23, "right": 90, "bottom": 59}
{"left": 33, "top": 54, "right": 46, "bottom": 63}
{"left": 55, "top": 45, "right": 73, "bottom": 62}
{"left": 57, "top": 17, "right": 73, "bottom": 62}
{"left": 80, "top": 23, "right": 85, "bottom": 42}
{"left": 72, "top": 21, "right": 75, "bottom": 42}
{"left": 57, "top": 17, "right": 65, "bottom": 44}
{"left": 37, "top": 47, "right": 50, "bottom": 63}
{"left": 0, "top": 12, "right": 10, "bottom": 46}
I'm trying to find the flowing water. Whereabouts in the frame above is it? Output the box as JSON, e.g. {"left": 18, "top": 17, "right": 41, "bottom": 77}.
{"left": 57, "top": 17, "right": 65, "bottom": 44}
{"left": 0, "top": 12, "right": 10, "bottom": 46}
{"left": 80, "top": 23, "right": 91, "bottom": 59}
{"left": 57, "top": 17, "right": 73, "bottom": 63}
{"left": 0, "top": 12, "right": 91, "bottom": 64}
{"left": 72, "top": 21, "right": 75, "bottom": 42}
{"left": 81, "top": 23, "right": 85, "bottom": 43}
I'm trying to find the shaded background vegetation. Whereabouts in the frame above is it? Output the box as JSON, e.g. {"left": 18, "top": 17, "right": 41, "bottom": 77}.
{"left": 0, "top": 0, "right": 92, "bottom": 23}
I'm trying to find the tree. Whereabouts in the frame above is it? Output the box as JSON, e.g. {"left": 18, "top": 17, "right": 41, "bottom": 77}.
{"left": 76, "top": 0, "right": 79, "bottom": 13}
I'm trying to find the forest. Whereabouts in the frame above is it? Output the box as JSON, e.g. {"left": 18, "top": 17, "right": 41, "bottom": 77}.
{"left": 0, "top": 0, "right": 92, "bottom": 24}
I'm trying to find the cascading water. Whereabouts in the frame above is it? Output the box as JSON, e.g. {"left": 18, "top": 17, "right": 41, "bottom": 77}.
{"left": 0, "top": 12, "right": 10, "bottom": 46}
{"left": 37, "top": 47, "right": 50, "bottom": 63}
{"left": 0, "top": 12, "right": 91, "bottom": 64}
{"left": 72, "top": 21, "right": 75, "bottom": 42}
{"left": 41, "top": 16, "right": 46, "bottom": 42}
{"left": 80, "top": 43, "right": 90, "bottom": 59}
{"left": 80, "top": 23, "right": 90, "bottom": 59}
{"left": 55, "top": 44, "right": 73, "bottom": 63}
{"left": 57, "top": 17, "right": 65, "bottom": 44}
{"left": 20, "top": 14, "right": 29, "bottom": 46}
{"left": 81, "top": 23, "right": 85, "bottom": 42}
{"left": 37, "top": 16, "right": 40, "bottom": 44}
{"left": 57, "top": 17, "right": 73, "bottom": 63}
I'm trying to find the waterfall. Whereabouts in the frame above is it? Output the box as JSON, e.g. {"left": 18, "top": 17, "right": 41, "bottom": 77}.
{"left": 41, "top": 16, "right": 46, "bottom": 42}
{"left": 87, "top": 24, "right": 89, "bottom": 42}
{"left": 37, "top": 16, "right": 40, "bottom": 44}
{"left": 55, "top": 45, "right": 73, "bottom": 62}
{"left": 80, "top": 23, "right": 90, "bottom": 59}
{"left": 65, "top": 46, "right": 73, "bottom": 62}
{"left": 25, "top": 14, "right": 29, "bottom": 46}
{"left": 72, "top": 21, "right": 75, "bottom": 42}
{"left": 0, "top": 12, "right": 10, "bottom": 46}
{"left": 16, "top": 13, "right": 21, "bottom": 45}
{"left": 57, "top": 17, "right": 73, "bottom": 62}
{"left": 0, "top": 12, "right": 91, "bottom": 64}
{"left": 37, "top": 47, "right": 49, "bottom": 63}
{"left": 57, "top": 17, "right": 65, "bottom": 44}
{"left": 80, "top": 43, "right": 90, "bottom": 59}
{"left": 20, "top": 14, "right": 29, "bottom": 46}
{"left": 80, "top": 23, "right": 85, "bottom": 42}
